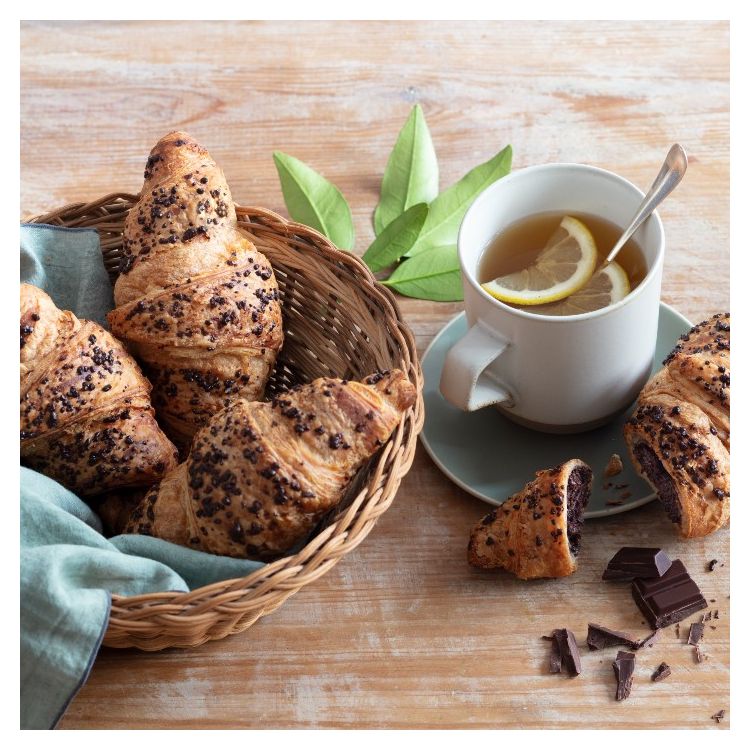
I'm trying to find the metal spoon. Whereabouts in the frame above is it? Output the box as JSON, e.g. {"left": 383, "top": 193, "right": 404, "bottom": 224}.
{"left": 606, "top": 143, "right": 688, "bottom": 263}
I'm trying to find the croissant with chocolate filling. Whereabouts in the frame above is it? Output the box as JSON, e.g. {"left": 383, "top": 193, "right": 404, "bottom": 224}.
{"left": 468, "top": 459, "right": 592, "bottom": 579}
{"left": 125, "top": 370, "right": 417, "bottom": 559}
{"left": 108, "top": 131, "right": 283, "bottom": 447}
{"left": 20, "top": 284, "right": 178, "bottom": 496}
{"left": 624, "top": 313, "right": 730, "bottom": 538}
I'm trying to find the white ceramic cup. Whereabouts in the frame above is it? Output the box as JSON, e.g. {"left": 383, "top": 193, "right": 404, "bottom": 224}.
{"left": 439, "top": 163, "right": 665, "bottom": 433}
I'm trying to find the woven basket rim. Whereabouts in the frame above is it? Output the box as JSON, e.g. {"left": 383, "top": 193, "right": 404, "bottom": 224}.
{"left": 24, "top": 192, "right": 424, "bottom": 649}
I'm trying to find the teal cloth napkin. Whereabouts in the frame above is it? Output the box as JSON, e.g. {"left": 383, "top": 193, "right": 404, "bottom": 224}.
{"left": 20, "top": 225, "right": 264, "bottom": 729}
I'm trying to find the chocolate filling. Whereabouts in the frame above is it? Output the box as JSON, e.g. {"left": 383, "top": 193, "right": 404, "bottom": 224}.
{"left": 566, "top": 466, "right": 591, "bottom": 556}
{"left": 633, "top": 443, "right": 681, "bottom": 525}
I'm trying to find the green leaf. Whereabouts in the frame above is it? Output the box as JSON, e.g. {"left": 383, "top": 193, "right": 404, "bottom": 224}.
{"left": 374, "top": 105, "right": 439, "bottom": 235}
{"left": 362, "top": 203, "right": 429, "bottom": 273}
{"left": 382, "top": 244, "right": 463, "bottom": 301}
{"left": 407, "top": 145, "right": 512, "bottom": 257}
{"left": 273, "top": 151, "right": 355, "bottom": 250}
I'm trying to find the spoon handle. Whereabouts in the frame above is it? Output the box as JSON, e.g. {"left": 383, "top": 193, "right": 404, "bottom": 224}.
{"left": 606, "top": 143, "right": 688, "bottom": 263}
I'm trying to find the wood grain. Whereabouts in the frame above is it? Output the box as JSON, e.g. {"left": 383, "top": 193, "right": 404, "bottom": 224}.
{"left": 20, "top": 19, "right": 729, "bottom": 729}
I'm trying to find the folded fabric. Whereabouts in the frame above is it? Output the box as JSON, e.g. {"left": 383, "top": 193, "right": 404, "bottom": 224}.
{"left": 21, "top": 469, "right": 262, "bottom": 730}
{"left": 20, "top": 225, "right": 264, "bottom": 729}
{"left": 20, "top": 223, "right": 114, "bottom": 327}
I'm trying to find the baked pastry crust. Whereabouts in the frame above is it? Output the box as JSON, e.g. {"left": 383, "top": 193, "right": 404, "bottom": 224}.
{"left": 623, "top": 313, "right": 730, "bottom": 538}
{"left": 125, "top": 370, "right": 417, "bottom": 559}
{"left": 468, "top": 459, "right": 592, "bottom": 579}
{"left": 20, "top": 284, "right": 178, "bottom": 496}
{"left": 108, "top": 131, "right": 283, "bottom": 446}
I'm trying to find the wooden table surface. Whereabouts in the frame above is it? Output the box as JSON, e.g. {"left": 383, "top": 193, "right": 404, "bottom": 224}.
{"left": 21, "top": 20, "right": 730, "bottom": 729}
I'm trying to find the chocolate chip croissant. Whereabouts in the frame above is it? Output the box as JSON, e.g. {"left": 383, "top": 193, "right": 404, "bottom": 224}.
{"left": 125, "top": 370, "right": 417, "bottom": 559}
{"left": 108, "top": 131, "right": 283, "bottom": 447}
{"left": 468, "top": 459, "right": 592, "bottom": 579}
{"left": 20, "top": 284, "right": 178, "bottom": 496}
{"left": 624, "top": 313, "right": 730, "bottom": 538}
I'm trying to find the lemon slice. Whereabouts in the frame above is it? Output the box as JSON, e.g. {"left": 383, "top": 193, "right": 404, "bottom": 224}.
{"left": 533, "top": 261, "right": 631, "bottom": 316}
{"left": 482, "top": 216, "right": 597, "bottom": 305}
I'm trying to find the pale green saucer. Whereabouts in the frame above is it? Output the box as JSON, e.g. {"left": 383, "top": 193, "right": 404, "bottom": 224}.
{"left": 420, "top": 303, "right": 692, "bottom": 518}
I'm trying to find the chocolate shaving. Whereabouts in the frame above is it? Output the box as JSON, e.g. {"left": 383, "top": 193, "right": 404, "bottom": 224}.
{"left": 636, "top": 630, "right": 660, "bottom": 649}
{"left": 711, "top": 710, "right": 725, "bottom": 723}
{"left": 548, "top": 628, "right": 581, "bottom": 676}
{"left": 651, "top": 662, "right": 671, "bottom": 682}
{"left": 587, "top": 623, "right": 638, "bottom": 650}
{"left": 688, "top": 622, "right": 705, "bottom": 646}
{"left": 613, "top": 651, "right": 635, "bottom": 700}
{"left": 694, "top": 645, "right": 705, "bottom": 663}
{"left": 549, "top": 639, "right": 562, "bottom": 673}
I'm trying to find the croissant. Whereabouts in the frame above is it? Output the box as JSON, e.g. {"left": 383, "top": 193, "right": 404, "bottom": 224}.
{"left": 20, "top": 284, "right": 178, "bottom": 496}
{"left": 468, "top": 459, "right": 592, "bottom": 579}
{"left": 108, "top": 131, "right": 283, "bottom": 446}
{"left": 125, "top": 370, "right": 417, "bottom": 559}
{"left": 623, "top": 313, "right": 730, "bottom": 538}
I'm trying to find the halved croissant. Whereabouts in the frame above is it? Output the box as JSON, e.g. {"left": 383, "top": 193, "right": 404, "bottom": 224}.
{"left": 624, "top": 313, "right": 730, "bottom": 538}
{"left": 468, "top": 459, "right": 592, "bottom": 579}
{"left": 108, "top": 131, "right": 283, "bottom": 446}
{"left": 126, "top": 370, "right": 417, "bottom": 559}
{"left": 20, "top": 284, "right": 178, "bottom": 496}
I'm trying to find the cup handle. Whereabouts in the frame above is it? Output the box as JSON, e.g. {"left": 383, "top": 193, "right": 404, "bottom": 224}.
{"left": 440, "top": 321, "right": 513, "bottom": 411}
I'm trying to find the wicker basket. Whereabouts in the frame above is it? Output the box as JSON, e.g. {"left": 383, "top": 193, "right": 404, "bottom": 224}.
{"left": 26, "top": 194, "right": 424, "bottom": 651}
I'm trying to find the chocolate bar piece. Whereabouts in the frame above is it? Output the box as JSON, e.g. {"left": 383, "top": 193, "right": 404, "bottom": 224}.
{"left": 651, "top": 662, "right": 671, "bottom": 682}
{"left": 603, "top": 547, "right": 672, "bottom": 581}
{"left": 613, "top": 651, "right": 635, "bottom": 700}
{"left": 688, "top": 622, "right": 705, "bottom": 646}
{"left": 587, "top": 623, "right": 639, "bottom": 650}
{"left": 631, "top": 559, "right": 707, "bottom": 629}
{"left": 548, "top": 628, "right": 581, "bottom": 676}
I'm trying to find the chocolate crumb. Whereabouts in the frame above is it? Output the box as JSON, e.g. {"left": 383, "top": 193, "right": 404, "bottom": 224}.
{"left": 711, "top": 710, "right": 725, "bottom": 724}
{"left": 707, "top": 559, "right": 719, "bottom": 572}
